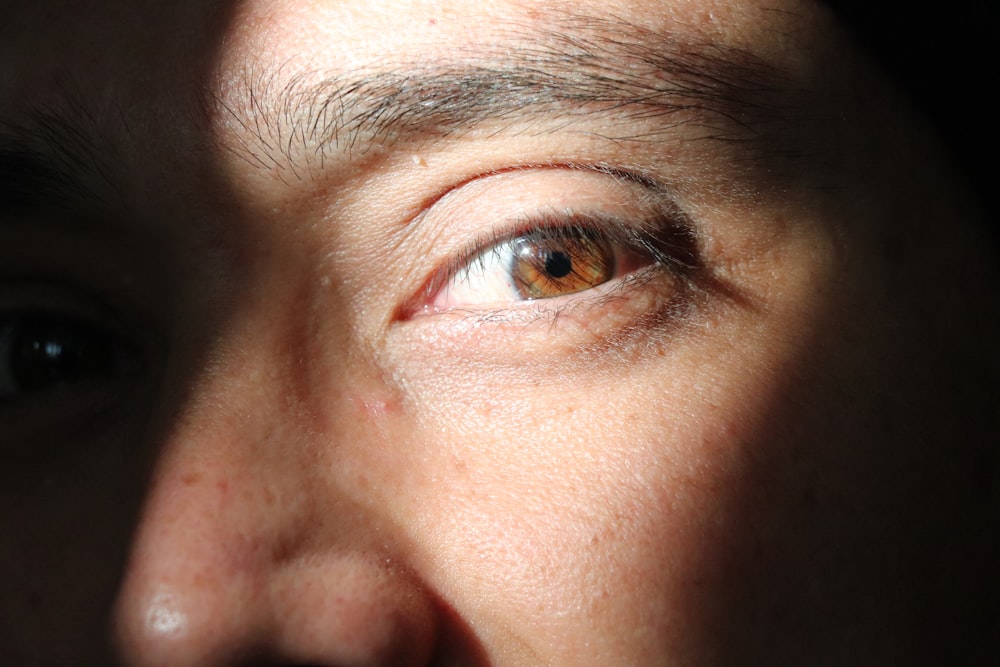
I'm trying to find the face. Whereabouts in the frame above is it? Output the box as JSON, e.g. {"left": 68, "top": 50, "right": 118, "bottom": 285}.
{"left": 1, "top": 0, "right": 997, "bottom": 664}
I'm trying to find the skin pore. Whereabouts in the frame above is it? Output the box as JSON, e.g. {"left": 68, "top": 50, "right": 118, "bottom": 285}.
{"left": 1, "top": 0, "right": 997, "bottom": 665}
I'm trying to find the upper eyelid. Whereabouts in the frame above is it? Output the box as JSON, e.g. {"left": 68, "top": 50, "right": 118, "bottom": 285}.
{"left": 387, "top": 163, "right": 704, "bottom": 317}
{"left": 403, "top": 161, "right": 695, "bottom": 245}
{"left": 0, "top": 278, "right": 163, "bottom": 357}
{"left": 445, "top": 210, "right": 688, "bottom": 278}
{"left": 400, "top": 162, "right": 668, "bottom": 233}
{"left": 0, "top": 279, "right": 123, "bottom": 322}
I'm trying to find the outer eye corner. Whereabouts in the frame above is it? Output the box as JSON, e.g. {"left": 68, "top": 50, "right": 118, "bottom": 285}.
{"left": 393, "top": 269, "right": 450, "bottom": 322}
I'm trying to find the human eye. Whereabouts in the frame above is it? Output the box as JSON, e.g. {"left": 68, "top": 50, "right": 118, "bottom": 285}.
{"left": 395, "top": 167, "right": 701, "bottom": 342}
{"left": 0, "top": 311, "right": 137, "bottom": 399}
{"left": 426, "top": 211, "right": 691, "bottom": 312}
{"left": 0, "top": 286, "right": 150, "bottom": 456}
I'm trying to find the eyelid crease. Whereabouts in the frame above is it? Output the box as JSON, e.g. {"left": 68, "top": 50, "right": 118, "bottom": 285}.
{"left": 402, "top": 161, "right": 671, "bottom": 230}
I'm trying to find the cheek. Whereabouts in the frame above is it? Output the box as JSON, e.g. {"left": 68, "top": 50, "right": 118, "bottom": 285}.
{"left": 363, "top": 224, "right": 843, "bottom": 660}
{"left": 378, "top": 339, "right": 787, "bottom": 659}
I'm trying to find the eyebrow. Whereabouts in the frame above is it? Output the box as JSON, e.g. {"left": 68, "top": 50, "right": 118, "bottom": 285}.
{"left": 1, "top": 14, "right": 805, "bottom": 210}
{"left": 0, "top": 143, "right": 73, "bottom": 211}
{"left": 0, "top": 109, "right": 113, "bottom": 214}
{"left": 215, "top": 15, "right": 799, "bottom": 175}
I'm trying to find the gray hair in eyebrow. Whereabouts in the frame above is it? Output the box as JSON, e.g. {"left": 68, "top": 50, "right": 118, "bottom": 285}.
{"left": 215, "top": 15, "right": 804, "bottom": 177}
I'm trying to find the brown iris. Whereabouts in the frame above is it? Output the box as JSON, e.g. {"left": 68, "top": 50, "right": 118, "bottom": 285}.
{"left": 509, "top": 229, "right": 615, "bottom": 299}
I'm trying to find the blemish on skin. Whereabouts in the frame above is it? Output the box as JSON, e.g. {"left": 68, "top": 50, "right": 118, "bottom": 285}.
{"left": 145, "top": 592, "right": 187, "bottom": 638}
{"left": 349, "top": 391, "right": 405, "bottom": 443}
{"left": 359, "top": 397, "right": 400, "bottom": 419}
{"left": 411, "top": 154, "right": 427, "bottom": 167}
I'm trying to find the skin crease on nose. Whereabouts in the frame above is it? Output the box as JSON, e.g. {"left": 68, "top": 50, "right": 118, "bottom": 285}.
{"left": 0, "top": 0, "right": 997, "bottom": 665}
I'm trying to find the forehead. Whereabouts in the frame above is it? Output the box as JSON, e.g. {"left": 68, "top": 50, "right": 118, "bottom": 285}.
{"left": 1, "top": 0, "right": 849, "bottom": 221}
{"left": 1, "top": 0, "right": 827, "bottom": 109}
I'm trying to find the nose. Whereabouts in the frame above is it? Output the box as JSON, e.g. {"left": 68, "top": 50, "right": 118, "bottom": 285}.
{"left": 112, "top": 365, "right": 439, "bottom": 666}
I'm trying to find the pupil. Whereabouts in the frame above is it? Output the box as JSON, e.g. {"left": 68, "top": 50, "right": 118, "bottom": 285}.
{"left": 9, "top": 316, "right": 115, "bottom": 393}
{"left": 544, "top": 251, "right": 572, "bottom": 278}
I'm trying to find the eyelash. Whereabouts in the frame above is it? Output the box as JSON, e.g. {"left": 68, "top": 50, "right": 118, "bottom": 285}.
{"left": 409, "top": 209, "right": 699, "bottom": 318}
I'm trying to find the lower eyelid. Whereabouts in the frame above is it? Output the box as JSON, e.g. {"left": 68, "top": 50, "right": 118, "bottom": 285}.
{"left": 386, "top": 262, "right": 691, "bottom": 373}
{"left": 437, "top": 262, "right": 680, "bottom": 330}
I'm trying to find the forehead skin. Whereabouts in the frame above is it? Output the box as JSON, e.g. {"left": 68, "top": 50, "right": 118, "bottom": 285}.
{"left": 1, "top": 0, "right": 997, "bottom": 666}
